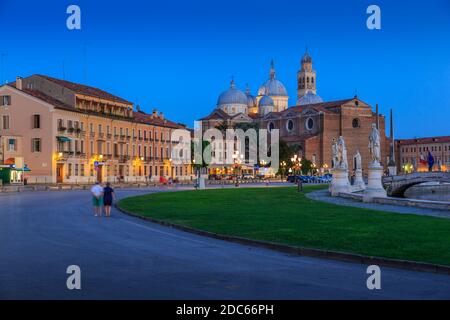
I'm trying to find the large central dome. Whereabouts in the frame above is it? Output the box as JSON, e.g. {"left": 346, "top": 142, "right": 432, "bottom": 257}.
{"left": 257, "top": 60, "right": 288, "bottom": 97}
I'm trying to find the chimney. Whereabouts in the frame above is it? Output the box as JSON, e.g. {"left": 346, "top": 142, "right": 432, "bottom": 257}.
{"left": 152, "top": 109, "right": 157, "bottom": 118}
{"left": 159, "top": 112, "right": 164, "bottom": 120}
{"left": 16, "top": 76, "right": 23, "bottom": 90}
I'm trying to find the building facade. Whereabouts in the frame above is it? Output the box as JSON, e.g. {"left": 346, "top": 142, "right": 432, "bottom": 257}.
{"left": 199, "top": 51, "right": 389, "bottom": 175}
{"left": 395, "top": 136, "right": 450, "bottom": 173}
{"left": 0, "top": 75, "right": 192, "bottom": 184}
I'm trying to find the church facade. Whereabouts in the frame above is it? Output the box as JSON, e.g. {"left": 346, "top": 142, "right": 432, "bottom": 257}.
{"left": 199, "top": 50, "right": 390, "bottom": 175}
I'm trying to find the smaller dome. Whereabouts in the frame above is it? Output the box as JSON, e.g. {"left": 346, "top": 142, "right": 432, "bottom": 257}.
{"left": 259, "top": 95, "right": 274, "bottom": 107}
{"left": 297, "top": 91, "right": 323, "bottom": 106}
{"left": 217, "top": 79, "right": 248, "bottom": 107}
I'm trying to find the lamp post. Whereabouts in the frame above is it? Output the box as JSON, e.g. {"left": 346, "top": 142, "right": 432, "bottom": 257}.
{"left": 281, "top": 161, "right": 287, "bottom": 181}
{"left": 291, "top": 154, "right": 303, "bottom": 192}
{"left": 232, "top": 151, "right": 243, "bottom": 187}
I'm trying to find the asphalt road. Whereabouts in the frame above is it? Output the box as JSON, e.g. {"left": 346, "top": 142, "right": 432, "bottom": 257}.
{"left": 1, "top": 187, "right": 450, "bottom": 299}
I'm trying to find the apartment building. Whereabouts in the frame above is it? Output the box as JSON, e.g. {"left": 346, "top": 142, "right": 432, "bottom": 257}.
{"left": 395, "top": 136, "right": 450, "bottom": 173}
{"left": 0, "top": 75, "right": 192, "bottom": 184}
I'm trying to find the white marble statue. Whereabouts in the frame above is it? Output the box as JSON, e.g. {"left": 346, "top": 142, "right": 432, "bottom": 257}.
{"left": 368, "top": 123, "right": 381, "bottom": 165}
{"left": 332, "top": 138, "right": 339, "bottom": 169}
{"left": 337, "top": 136, "right": 348, "bottom": 170}
{"left": 354, "top": 150, "right": 362, "bottom": 170}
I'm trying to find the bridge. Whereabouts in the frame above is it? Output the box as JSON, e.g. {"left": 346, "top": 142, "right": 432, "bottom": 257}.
{"left": 382, "top": 172, "right": 450, "bottom": 197}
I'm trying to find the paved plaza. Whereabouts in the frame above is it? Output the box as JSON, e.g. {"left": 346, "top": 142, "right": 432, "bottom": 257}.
{"left": 1, "top": 186, "right": 450, "bottom": 299}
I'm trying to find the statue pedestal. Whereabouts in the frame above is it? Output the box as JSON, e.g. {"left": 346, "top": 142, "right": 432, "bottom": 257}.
{"left": 330, "top": 168, "right": 351, "bottom": 196}
{"left": 363, "top": 164, "right": 386, "bottom": 202}
{"left": 198, "top": 175, "right": 207, "bottom": 189}
{"left": 352, "top": 169, "right": 366, "bottom": 192}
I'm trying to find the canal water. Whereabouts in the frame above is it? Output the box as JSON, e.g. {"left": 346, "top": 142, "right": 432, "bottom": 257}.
{"left": 404, "top": 183, "right": 450, "bottom": 202}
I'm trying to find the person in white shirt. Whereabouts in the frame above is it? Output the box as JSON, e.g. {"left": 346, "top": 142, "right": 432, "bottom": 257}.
{"left": 90, "top": 182, "right": 104, "bottom": 216}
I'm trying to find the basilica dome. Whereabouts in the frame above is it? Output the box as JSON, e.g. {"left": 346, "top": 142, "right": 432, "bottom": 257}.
{"left": 257, "top": 60, "right": 288, "bottom": 97}
{"left": 259, "top": 95, "right": 274, "bottom": 107}
{"left": 258, "top": 79, "right": 288, "bottom": 97}
{"left": 217, "top": 79, "right": 248, "bottom": 107}
{"left": 297, "top": 91, "right": 323, "bottom": 105}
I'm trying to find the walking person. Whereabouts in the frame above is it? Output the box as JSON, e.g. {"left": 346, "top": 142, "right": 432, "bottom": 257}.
{"left": 91, "top": 181, "right": 104, "bottom": 217}
{"left": 103, "top": 182, "right": 115, "bottom": 217}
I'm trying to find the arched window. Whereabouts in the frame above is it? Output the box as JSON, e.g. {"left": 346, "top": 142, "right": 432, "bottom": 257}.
{"left": 311, "top": 77, "right": 314, "bottom": 84}
{"left": 305, "top": 117, "right": 314, "bottom": 130}
{"left": 307, "top": 77, "right": 310, "bottom": 83}
{"left": 268, "top": 122, "right": 275, "bottom": 132}
{"left": 286, "top": 119, "right": 294, "bottom": 132}
{"left": 352, "top": 118, "right": 360, "bottom": 128}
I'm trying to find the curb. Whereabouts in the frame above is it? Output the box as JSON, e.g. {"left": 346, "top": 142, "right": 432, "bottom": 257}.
{"left": 115, "top": 203, "right": 450, "bottom": 276}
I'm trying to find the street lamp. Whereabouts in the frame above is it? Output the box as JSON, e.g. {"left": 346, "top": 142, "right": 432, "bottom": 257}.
{"left": 281, "top": 161, "right": 287, "bottom": 181}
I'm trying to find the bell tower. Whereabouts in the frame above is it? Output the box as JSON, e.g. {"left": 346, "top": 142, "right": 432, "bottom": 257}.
{"left": 297, "top": 48, "right": 317, "bottom": 100}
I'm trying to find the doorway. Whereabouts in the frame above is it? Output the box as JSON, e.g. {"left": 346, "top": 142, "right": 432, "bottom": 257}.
{"left": 56, "top": 164, "right": 64, "bottom": 183}
{"left": 96, "top": 165, "right": 103, "bottom": 183}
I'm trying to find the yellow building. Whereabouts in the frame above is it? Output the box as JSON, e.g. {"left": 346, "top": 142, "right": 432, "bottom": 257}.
{"left": 0, "top": 75, "right": 192, "bottom": 184}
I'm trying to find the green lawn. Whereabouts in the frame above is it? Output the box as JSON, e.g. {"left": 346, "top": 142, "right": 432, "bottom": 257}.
{"left": 118, "top": 186, "right": 450, "bottom": 266}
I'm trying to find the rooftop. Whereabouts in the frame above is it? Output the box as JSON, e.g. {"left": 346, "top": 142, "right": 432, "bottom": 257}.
{"left": 396, "top": 136, "right": 450, "bottom": 145}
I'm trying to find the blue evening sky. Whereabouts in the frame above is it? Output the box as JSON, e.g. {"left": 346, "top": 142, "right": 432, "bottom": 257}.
{"left": 0, "top": 0, "right": 449, "bottom": 138}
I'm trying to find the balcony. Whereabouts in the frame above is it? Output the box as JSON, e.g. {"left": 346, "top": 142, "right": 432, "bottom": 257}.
{"left": 74, "top": 151, "right": 87, "bottom": 158}
{"left": 57, "top": 126, "right": 67, "bottom": 132}
{"left": 118, "top": 155, "right": 130, "bottom": 163}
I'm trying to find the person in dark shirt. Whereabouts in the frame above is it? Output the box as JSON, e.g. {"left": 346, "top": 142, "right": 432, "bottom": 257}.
{"left": 103, "top": 182, "right": 116, "bottom": 217}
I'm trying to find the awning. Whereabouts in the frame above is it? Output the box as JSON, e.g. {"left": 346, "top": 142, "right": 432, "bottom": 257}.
{"left": 15, "top": 167, "right": 31, "bottom": 172}
{"left": 56, "top": 136, "right": 72, "bottom": 142}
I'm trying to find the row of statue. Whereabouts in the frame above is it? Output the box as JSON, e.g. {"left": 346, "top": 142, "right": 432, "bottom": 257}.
{"left": 332, "top": 123, "right": 381, "bottom": 170}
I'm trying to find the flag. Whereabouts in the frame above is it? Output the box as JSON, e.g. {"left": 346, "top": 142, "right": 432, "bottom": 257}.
{"left": 428, "top": 151, "right": 435, "bottom": 171}
{"left": 419, "top": 153, "right": 427, "bottom": 165}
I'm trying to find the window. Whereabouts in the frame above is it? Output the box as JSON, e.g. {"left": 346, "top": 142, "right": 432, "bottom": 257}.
{"left": 2, "top": 95, "right": 11, "bottom": 106}
{"left": 352, "top": 118, "right": 360, "bottom": 128}
{"left": 2, "top": 115, "right": 10, "bottom": 129}
{"left": 8, "top": 138, "right": 16, "bottom": 151}
{"left": 286, "top": 119, "right": 294, "bottom": 132}
{"left": 305, "top": 117, "right": 314, "bottom": 131}
{"left": 268, "top": 122, "right": 275, "bottom": 132}
{"left": 33, "top": 115, "right": 41, "bottom": 129}
{"left": 32, "top": 138, "right": 41, "bottom": 152}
